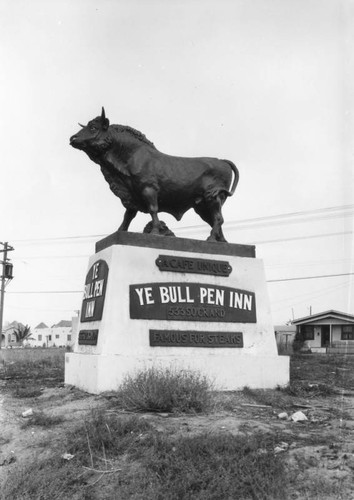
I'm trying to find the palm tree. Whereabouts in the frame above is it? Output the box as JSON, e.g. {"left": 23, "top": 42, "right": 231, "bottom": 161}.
{"left": 14, "top": 324, "right": 33, "bottom": 345}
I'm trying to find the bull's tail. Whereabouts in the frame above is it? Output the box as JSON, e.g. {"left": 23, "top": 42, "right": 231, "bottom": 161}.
{"left": 222, "top": 159, "right": 239, "bottom": 197}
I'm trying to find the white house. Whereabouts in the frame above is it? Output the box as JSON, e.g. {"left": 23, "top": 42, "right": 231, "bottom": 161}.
{"left": 292, "top": 310, "right": 354, "bottom": 354}
{"left": 1, "top": 321, "right": 25, "bottom": 348}
{"left": 29, "top": 320, "right": 73, "bottom": 348}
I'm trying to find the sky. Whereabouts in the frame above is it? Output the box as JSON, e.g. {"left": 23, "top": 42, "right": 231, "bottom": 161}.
{"left": 0, "top": 0, "right": 353, "bottom": 328}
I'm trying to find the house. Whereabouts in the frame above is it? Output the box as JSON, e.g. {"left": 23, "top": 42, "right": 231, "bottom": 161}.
{"left": 1, "top": 321, "right": 25, "bottom": 348}
{"left": 292, "top": 310, "right": 354, "bottom": 354}
{"left": 28, "top": 320, "right": 74, "bottom": 348}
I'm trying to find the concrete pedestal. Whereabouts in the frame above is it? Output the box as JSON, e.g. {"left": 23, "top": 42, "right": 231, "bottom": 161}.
{"left": 65, "top": 233, "right": 289, "bottom": 393}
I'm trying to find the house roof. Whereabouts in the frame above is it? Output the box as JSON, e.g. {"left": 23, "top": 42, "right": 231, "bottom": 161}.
{"left": 9, "top": 321, "right": 25, "bottom": 329}
{"left": 292, "top": 310, "right": 354, "bottom": 325}
{"left": 51, "top": 320, "right": 72, "bottom": 328}
{"left": 34, "top": 322, "right": 48, "bottom": 329}
{"left": 274, "top": 325, "right": 296, "bottom": 333}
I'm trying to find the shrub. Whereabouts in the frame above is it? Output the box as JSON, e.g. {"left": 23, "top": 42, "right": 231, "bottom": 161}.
{"left": 114, "top": 367, "right": 213, "bottom": 413}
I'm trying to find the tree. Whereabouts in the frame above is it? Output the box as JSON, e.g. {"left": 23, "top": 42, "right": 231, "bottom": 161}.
{"left": 14, "top": 324, "right": 33, "bottom": 345}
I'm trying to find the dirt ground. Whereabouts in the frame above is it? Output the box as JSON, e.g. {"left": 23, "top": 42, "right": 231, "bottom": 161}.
{"left": 1, "top": 356, "right": 354, "bottom": 499}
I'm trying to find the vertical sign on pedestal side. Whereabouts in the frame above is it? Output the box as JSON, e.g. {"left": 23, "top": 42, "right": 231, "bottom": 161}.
{"left": 80, "top": 260, "right": 109, "bottom": 323}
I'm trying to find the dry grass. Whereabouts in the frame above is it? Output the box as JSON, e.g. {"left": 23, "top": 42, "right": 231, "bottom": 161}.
{"left": 21, "top": 411, "right": 65, "bottom": 428}
{"left": 0, "top": 348, "right": 65, "bottom": 392}
{"left": 3, "top": 411, "right": 288, "bottom": 500}
{"left": 2, "top": 352, "right": 354, "bottom": 499}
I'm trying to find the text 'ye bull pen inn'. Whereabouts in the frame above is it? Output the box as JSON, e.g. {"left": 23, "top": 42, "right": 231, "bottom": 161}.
{"left": 129, "top": 283, "right": 257, "bottom": 323}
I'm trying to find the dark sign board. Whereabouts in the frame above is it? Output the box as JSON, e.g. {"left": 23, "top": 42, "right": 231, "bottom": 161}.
{"left": 150, "top": 330, "right": 243, "bottom": 348}
{"left": 130, "top": 282, "right": 256, "bottom": 323}
{"left": 80, "top": 260, "right": 109, "bottom": 323}
{"left": 155, "top": 255, "right": 232, "bottom": 277}
{"left": 78, "top": 329, "right": 99, "bottom": 346}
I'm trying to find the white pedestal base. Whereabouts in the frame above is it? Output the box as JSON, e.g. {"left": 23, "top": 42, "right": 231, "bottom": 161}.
{"left": 65, "top": 233, "right": 289, "bottom": 393}
{"left": 65, "top": 351, "right": 289, "bottom": 394}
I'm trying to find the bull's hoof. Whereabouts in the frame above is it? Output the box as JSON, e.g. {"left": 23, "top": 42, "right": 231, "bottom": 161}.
{"left": 143, "top": 221, "right": 175, "bottom": 237}
{"left": 206, "top": 235, "right": 227, "bottom": 243}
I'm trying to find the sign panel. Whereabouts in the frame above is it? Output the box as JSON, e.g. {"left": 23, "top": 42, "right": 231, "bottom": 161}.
{"left": 130, "top": 282, "right": 256, "bottom": 323}
{"left": 78, "top": 329, "right": 99, "bottom": 346}
{"left": 80, "top": 260, "right": 109, "bottom": 323}
{"left": 155, "top": 255, "right": 232, "bottom": 277}
{"left": 150, "top": 330, "right": 243, "bottom": 348}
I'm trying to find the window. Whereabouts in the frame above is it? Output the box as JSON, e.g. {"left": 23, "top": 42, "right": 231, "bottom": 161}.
{"left": 38, "top": 335, "right": 42, "bottom": 341}
{"left": 48, "top": 335, "right": 52, "bottom": 341}
{"left": 341, "top": 325, "right": 354, "bottom": 340}
{"left": 67, "top": 335, "right": 71, "bottom": 341}
{"left": 301, "top": 325, "right": 314, "bottom": 340}
{"left": 56, "top": 334, "right": 60, "bottom": 339}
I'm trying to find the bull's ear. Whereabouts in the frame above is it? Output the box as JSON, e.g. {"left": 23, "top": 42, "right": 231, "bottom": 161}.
{"left": 101, "top": 107, "right": 109, "bottom": 130}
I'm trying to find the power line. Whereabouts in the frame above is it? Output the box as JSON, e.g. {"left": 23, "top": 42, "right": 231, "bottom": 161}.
{"left": 10, "top": 228, "right": 354, "bottom": 260}
{"left": 271, "top": 280, "right": 350, "bottom": 305}
{"left": 7, "top": 291, "right": 82, "bottom": 294}
{"left": 268, "top": 272, "right": 354, "bottom": 283}
{"left": 9, "top": 203, "right": 354, "bottom": 244}
{"left": 249, "top": 230, "right": 353, "bottom": 245}
{"left": 6, "top": 271, "right": 354, "bottom": 295}
{"left": 179, "top": 203, "right": 354, "bottom": 232}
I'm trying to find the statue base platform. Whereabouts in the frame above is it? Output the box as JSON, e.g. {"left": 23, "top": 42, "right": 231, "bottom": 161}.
{"left": 65, "top": 232, "right": 289, "bottom": 393}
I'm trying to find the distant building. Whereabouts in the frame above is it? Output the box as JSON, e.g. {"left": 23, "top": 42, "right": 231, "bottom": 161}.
{"left": 292, "top": 310, "right": 354, "bottom": 354}
{"left": 1, "top": 321, "right": 25, "bottom": 348}
{"left": 28, "top": 319, "right": 75, "bottom": 348}
{"left": 274, "top": 324, "right": 296, "bottom": 353}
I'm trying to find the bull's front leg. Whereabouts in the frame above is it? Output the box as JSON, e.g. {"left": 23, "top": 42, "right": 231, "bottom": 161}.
{"left": 142, "top": 186, "right": 161, "bottom": 235}
{"left": 118, "top": 208, "right": 137, "bottom": 232}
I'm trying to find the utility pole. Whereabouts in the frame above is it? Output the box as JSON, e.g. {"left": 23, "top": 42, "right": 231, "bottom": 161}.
{"left": 0, "top": 242, "right": 14, "bottom": 349}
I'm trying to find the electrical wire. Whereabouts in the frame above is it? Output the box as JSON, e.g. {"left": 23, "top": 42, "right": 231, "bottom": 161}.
{"left": 268, "top": 272, "right": 354, "bottom": 283}
{"left": 9, "top": 203, "right": 354, "bottom": 244}
{"left": 5, "top": 271, "right": 354, "bottom": 295}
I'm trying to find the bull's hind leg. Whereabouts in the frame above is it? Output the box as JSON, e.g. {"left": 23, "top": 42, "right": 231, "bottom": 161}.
{"left": 194, "top": 195, "right": 227, "bottom": 242}
{"left": 208, "top": 202, "right": 226, "bottom": 242}
{"left": 118, "top": 208, "right": 137, "bottom": 232}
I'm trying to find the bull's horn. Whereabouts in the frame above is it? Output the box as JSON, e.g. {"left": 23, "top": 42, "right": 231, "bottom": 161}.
{"left": 101, "top": 106, "right": 109, "bottom": 130}
{"left": 78, "top": 123, "right": 85, "bottom": 128}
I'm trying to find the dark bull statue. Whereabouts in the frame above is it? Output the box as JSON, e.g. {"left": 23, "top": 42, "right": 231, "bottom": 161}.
{"left": 70, "top": 108, "right": 239, "bottom": 242}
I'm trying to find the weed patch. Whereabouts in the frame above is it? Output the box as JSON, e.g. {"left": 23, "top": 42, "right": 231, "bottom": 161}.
{"left": 1, "top": 457, "right": 86, "bottom": 500}
{"left": 114, "top": 367, "right": 213, "bottom": 413}
{"left": 0, "top": 348, "right": 65, "bottom": 388}
{"left": 11, "top": 383, "right": 43, "bottom": 399}
{"left": 21, "top": 411, "right": 64, "bottom": 428}
{"left": 66, "top": 410, "right": 153, "bottom": 468}
{"left": 134, "top": 431, "right": 288, "bottom": 499}
{"left": 285, "top": 380, "right": 336, "bottom": 398}
{"left": 3, "top": 415, "right": 289, "bottom": 500}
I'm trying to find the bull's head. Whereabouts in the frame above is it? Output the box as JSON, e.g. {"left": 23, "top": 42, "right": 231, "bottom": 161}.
{"left": 70, "top": 107, "right": 110, "bottom": 152}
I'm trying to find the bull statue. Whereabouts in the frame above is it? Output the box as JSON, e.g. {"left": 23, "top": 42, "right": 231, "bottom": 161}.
{"left": 70, "top": 108, "right": 239, "bottom": 242}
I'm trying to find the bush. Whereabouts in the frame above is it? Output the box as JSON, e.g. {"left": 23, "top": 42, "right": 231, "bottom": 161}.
{"left": 114, "top": 367, "right": 213, "bottom": 413}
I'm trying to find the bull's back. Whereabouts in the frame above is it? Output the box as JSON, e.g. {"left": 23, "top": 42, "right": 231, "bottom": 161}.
{"left": 131, "top": 149, "right": 233, "bottom": 217}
